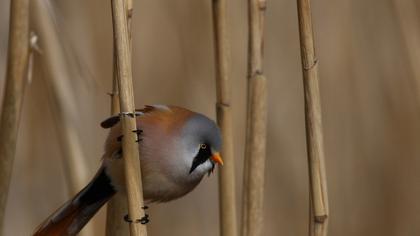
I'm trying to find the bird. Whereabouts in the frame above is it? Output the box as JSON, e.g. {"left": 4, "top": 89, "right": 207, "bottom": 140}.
{"left": 33, "top": 105, "right": 223, "bottom": 236}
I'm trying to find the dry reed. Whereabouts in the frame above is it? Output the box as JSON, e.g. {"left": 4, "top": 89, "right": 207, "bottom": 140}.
{"left": 211, "top": 0, "right": 238, "bottom": 236}
{"left": 105, "top": 58, "right": 129, "bottom": 236}
{"left": 110, "top": 0, "right": 147, "bottom": 235}
{"left": 241, "top": 0, "right": 268, "bottom": 236}
{"left": 0, "top": 0, "right": 30, "bottom": 233}
{"left": 106, "top": 0, "right": 132, "bottom": 235}
{"left": 296, "top": 0, "right": 329, "bottom": 235}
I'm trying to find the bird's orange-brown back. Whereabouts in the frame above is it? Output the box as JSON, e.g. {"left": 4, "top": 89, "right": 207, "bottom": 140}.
{"left": 104, "top": 105, "right": 195, "bottom": 156}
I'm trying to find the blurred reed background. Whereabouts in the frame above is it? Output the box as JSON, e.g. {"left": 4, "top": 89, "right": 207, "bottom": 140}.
{"left": 1, "top": 0, "right": 420, "bottom": 235}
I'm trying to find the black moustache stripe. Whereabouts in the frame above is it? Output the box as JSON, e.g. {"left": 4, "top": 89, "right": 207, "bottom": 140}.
{"left": 189, "top": 143, "right": 212, "bottom": 174}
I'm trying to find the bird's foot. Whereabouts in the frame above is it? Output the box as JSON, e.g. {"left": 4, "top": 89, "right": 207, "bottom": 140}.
{"left": 123, "top": 206, "right": 150, "bottom": 225}
{"left": 139, "top": 214, "right": 150, "bottom": 224}
{"left": 115, "top": 129, "right": 143, "bottom": 142}
{"left": 123, "top": 213, "right": 149, "bottom": 225}
{"left": 132, "top": 129, "right": 143, "bottom": 142}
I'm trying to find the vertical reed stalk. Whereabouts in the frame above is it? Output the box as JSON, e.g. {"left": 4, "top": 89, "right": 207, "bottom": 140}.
{"left": 296, "top": 0, "right": 329, "bottom": 236}
{"left": 111, "top": 0, "right": 147, "bottom": 235}
{"left": 110, "top": 70, "right": 121, "bottom": 115}
{"left": 0, "top": 0, "right": 30, "bottom": 232}
{"left": 31, "top": 1, "right": 94, "bottom": 235}
{"left": 105, "top": 68, "right": 128, "bottom": 236}
{"left": 241, "top": 0, "right": 268, "bottom": 236}
{"left": 211, "top": 0, "right": 238, "bottom": 236}
{"left": 106, "top": 0, "right": 132, "bottom": 235}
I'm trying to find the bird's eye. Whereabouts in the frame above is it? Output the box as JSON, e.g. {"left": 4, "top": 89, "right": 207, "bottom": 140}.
{"left": 200, "top": 144, "right": 207, "bottom": 149}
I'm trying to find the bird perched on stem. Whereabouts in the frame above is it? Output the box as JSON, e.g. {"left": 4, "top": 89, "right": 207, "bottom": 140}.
{"left": 33, "top": 105, "right": 223, "bottom": 236}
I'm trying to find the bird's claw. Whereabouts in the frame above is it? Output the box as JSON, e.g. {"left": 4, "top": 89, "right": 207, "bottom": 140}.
{"left": 123, "top": 206, "right": 150, "bottom": 225}
{"left": 123, "top": 213, "right": 149, "bottom": 225}
{"left": 132, "top": 129, "right": 143, "bottom": 142}
{"left": 115, "top": 129, "right": 143, "bottom": 142}
{"left": 139, "top": 214, "right": 150, "bottom": 224}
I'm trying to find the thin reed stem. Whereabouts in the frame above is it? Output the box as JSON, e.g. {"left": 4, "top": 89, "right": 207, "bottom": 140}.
{"left": 0, "top": 0, "right": 30, "bottom": 232}
{"left": 241, "top": 0, "right": 268, "bottom": 236}
{"left": 296, "top": 0, "right": 329, "bottom": 235}
{"left": 105, "top": 69, "right": 128, "bottom": 236}
{"left": 211, "top": 0, "right": 238, "bottom": 236}
{"left": 110, "top": 0, "right": 147, "bottom": 235}
{"left": 106, "top": 0, "right": 132, "bottom": 235}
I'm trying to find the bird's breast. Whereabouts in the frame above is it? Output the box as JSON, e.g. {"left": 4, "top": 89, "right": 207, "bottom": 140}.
{"left": 103, "top": 154, "right": 203, "bottom": 203}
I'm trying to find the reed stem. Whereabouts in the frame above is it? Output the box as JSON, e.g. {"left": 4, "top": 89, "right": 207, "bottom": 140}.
{"left": 211, "top": 0, "right": 238, "bottom": 236}
{"left": 106, "top": 0, "right": 132, "bottom": 235}
{"left": 110, "top": 0, "right": 147, "bottom": 235}
{"left": 0, "top": 0, "right": 30, "bottom": 232}
{"left": 105, "top": 69, "right": 128, "bottom": 236}
{"left": 296, "top": 0, "right": 329, "bottom": 235}
{"left": 241, "top": 0, "right": 268, "bottom": 235}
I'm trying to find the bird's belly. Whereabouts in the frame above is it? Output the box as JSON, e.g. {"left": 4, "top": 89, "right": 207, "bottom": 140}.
{"left": 104, "top": 158, "right": 200, "bottom": 203}
{"left": 142, "top": 172, "right": 199, "bottom": 203}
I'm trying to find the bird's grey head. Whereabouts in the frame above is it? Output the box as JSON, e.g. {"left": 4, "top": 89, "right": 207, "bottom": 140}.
{"left": 179, "top": 113, "right": 222, "bottom": 179}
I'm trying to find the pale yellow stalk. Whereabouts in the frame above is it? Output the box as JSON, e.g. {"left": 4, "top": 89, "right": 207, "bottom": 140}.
{"left": 106, "top": 0, "right": 132, "bottom": 235}
{"left": 110, "top": 0, "right": 147, "bottom": 235}
{"left": 296, "top": 0, "right": 329, "bottom": 235}
{"left": 241, "top": 0, "right": 268, "bottom": 236}
{"left": 211, "top": 0, "right": 238, "bottom": 236}
{"left": 0, "top": 0, "right": 30, "bottom": 232}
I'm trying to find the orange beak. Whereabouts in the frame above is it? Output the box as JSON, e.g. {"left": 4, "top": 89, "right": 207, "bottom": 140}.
{"left": 211, "top": 152, "right": 224, "bottom": 165}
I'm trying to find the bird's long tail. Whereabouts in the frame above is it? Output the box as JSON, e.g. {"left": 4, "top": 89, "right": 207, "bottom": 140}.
{"left": 33, "top": 166, "right": 116, "bottom": 236}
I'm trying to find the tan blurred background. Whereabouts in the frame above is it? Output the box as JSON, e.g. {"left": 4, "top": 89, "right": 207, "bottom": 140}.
{"left": 1, "top": 0, "right": 420, "bottom": 235}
